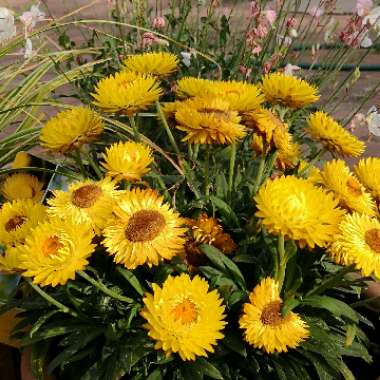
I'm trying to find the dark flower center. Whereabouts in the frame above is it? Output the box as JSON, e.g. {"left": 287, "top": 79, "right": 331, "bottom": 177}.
{"left": 125, "top": 210, "right": 165, "bottom": 242}
{"left": 71, "top": 185, "right": 102, "bottom": 208}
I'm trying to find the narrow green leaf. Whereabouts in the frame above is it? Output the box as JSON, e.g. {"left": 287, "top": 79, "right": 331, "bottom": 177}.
{"left": 210, "top": 196, "right": 239, "bottom": 227}
{"left": 117, "top": 267, "right": 146, "bottom": 296}
{"left": 147, "top": 368, "right": 163, "bottom": 380}
{"left": 195, "top": 359, "right": 224, "bottom": 379}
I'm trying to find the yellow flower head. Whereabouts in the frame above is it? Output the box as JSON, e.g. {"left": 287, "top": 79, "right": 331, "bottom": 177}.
{"left": 320, "top": 160, "right": 376, "bottom": 216}
{"left": 0, "top": 200, "right": 46, "bottom": 246}
{"left": 0, "top": 246, "right": 23, "bottom": 274}
{"left": 175, "top": 97, "right": 246, "bottom": 145}
{"left": 92, "top": 71, "right": 162, "bottom": 115}
{"left": 354, "top": 158, "right": 380, "bottom": 202}
{"left": 141, "top": 273, "right": 226, "bottom": 361}
{"left": 330, "top": 213, "right": 380, "bottom": 279}
{"left": 245, "top": 108, "right": 283, "bottom": 142}
{"left": 1, "top": 173, "right": 43, "bottom": 202}
{"left": 12, "top": 151, "right": 31, "bottom": 169}
{"left": 261, "top": 73, "right": 319, "bottom": 108}
{"left": 306, "top": 111, "right": 365, "bottom": 157}
{"left": 103, "top": 188, "right": 187, "bottom": 269}
{"left": 272, "top": 125, "right": 300, "bottom": 170}
{"left": 19, "top": 218, "right": 95, "bottom": 287}
{"left": 47, "top": 178, "right": 119, "bottom": 233}
{"left": 123, "top": 52, "right": 179, "bottom": 78}
{"left": 176, "top": 77, "right": 264, "bottom": 113}
{"left": 239, "top": 277, "right": 309, "bottom": 354}
{"left": 40, "top": 107, "right": 103, "bottom": 153}
{"left": 187, "top": 213, "right": 236, "bottom": 254}
{"left": 255, "top": 176, "right": 344, "bottom": 248}
{"left": 101, "top": 141, "right": 153, "bottom": 182}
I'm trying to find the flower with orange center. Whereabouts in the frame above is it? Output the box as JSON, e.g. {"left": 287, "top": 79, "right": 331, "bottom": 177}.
{"left": 18, "top": 217, "right": 95, "bottom": 287}
{"left": 141, "top": 273, "right": 226, "bottom": 361}
{"left": 47, "top": 178, "right": 119, "bottom": 233}
{"left": 330, "top": 213, "right": 380, "bottom": 279}
{"left": 0, "top": 199, "right": 46, "bottom": 246}
{"left": 103, "top": 188, "right": 186, "bottom": 269}
{"left": 319, "top": 160, "right": 376, "bottom": 216}
{"left": 239, "top": 277, "right": 309, "bottom": 353}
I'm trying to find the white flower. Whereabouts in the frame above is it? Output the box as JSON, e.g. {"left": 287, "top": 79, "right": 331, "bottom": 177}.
{"left": 283, "top": 63, "right": 301, "bottom": 76}
{"left": 288, "top": 28, "right": 298, "bottom": 38}
{"left": 20, "top": 3, "right": 45, "bottom": 33}
{"left": 0, "top": 7, "right": 16, "bottom": 44}
{"left": 361, "top": 34, "right": 373, "bottom": 48}
{"left": 363, "top": 6, "right": 380, "bottom": 30}
{"left": 277, "top": 35, "right": 292, "bottom": 46}
{"left": 23, "top": 38, "right": 34, "bottom": 59}
{"left": 366, "top": 106, "right": 380, "bottom": 137}
{"left": 181, "top": 52, "right": 192, "bottom": 67}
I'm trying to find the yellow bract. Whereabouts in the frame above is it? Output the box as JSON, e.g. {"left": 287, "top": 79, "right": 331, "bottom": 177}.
{"left": 141, "top": 273, "right": 226, "bottom": 361}
{"left": 92, "top": 71, "right": 162, "bottom": 115}
{"left": 103, "top": 188, "right": 186, "bottom": 269}
{"left": 1, "top": 173, "right": 43, "bottom": 202}
{"left": 239, "top": 278, "right": 309, "bottom": 353}
{"left": 255, "top": 176, "right": 344, "bottom": 248}
{"left": 306, "top": 111, "right": 365, "bottom": 157}
{"left": 175, "top": 97, "right": 246, "bottom": 144}
{"left": 47, "top": 178, "right": 119, "bottom": 234}
{"left": 0, "top": 246, "right": 23, "bottom": 274}
{"left": 0, "top": 199, "right": 46, "bottom": 246}
{"left": 320, "top": 160, "right": 376, "bottom": 216}
{"left": 261, "top": 73, "right": 319, "bottom": 108}
{"left": 123, "top": 52, "right": 178, "bottom": 77}
{"left": 330, "top": 213, "right": 380, "bottom": 279}
{"left": 12, "top": 151, "right": 30, "bottom": 169}
{"left": 354, "top": 158, "right": 380, "bottom": 202}
{"left": 40, "top": 106, "right": 103, "bottom": 153}
{"left": 101, "top": 141, "right": 153, "bottom": 182}
{"left": 176, "top": 77, "right": 264, "bottom": 113}
{"left": 19, "top": 218, "right": 95, "bottom": 287}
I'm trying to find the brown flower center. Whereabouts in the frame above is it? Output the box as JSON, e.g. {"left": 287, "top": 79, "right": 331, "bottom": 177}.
{"left": 125, "top": 210, "right": 165, "bottom": 242}
{"left": 346, "top": 177, "right": 363, "bottom": 196}
{"left": 5, "top": 215, "right": 27, "bottom": 232}
{"left": 42, "top": 236, "right": 64, "bottom": 256}
{"left": 71, "top": 185, "right": 102, "bottom": 208}
{"left": 261, "top": 301, "right": 283, "bottom": 326}
{"left": 365, "top": 228, "right": 380, "bottom": 253}
{"left": 172, "top": 298, "right": 197, "bottom": 324}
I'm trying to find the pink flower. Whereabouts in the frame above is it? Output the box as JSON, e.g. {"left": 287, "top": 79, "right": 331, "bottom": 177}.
{"left": 239, "top": 65, "right": 252, "bottom": 78}
{"left": 251, "top": 44, "right": 262, "bottom": 55}
{"left": 249, "top": 1, "right": 260, "bottom": 19}
{"left": 253, "top": 24, "right": 268, "bottom": 38}
{"left": 348, "top": 113, "right": 366, "bottom": 132}
{"left": 286, "top": 17, "right": 297, "bottom": 28}
{"left": 308, "top": 6, "right": 324, "bottom": 19}
{"left": 152, "top": 16, "right": 166, "bottom": 29}
{"left": 283, "top": 63, "right": 301, "bottom": 76}
{"left": 142, "top": 32, "right": 168, "bottom": 48}
{"left": 20, "top": 4, "right": 45, "bottom": 33}
{"left": 356, "top": 0, "right": 373, "bottom": 17}
{"left": 264, "top": 9, "right": 277, "bottom": 24}
{"left": 263, "top": 62, "right": 272, "bottom": 74}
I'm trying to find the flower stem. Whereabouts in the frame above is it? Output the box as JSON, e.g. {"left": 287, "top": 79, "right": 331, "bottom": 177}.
{"left": 78, "top": 270, "right": 134, "bottom": 303}
{"left": 27, "top": 279, "right": 78, "bottom": 317}
{"left": 86, "top": 152, "right": 103, "bottom": 179}
{"left": 156, "top": 101, "right": 181, "bottom": 157}
{"left": 252, "top": 157, "right": 266, "bottom": 195}
{"left": 277, "top": 235, "right": 287, "bottom": 292}
{"left": 228, "top": 144, "right": 236, "bottom": 197}
{"left": 204, "top": 148, "right": 210, "bottom": 203}
{"left": 129, "top": 115, "right": 140, "bottom": 141}
{"left": 74, "top": 149, "right": 86, "bottom": 178}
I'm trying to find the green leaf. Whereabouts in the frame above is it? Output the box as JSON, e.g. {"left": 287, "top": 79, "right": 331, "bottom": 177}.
{"left": 195, "top": 359, "right": 224, "bottom": 379}
{"left": 200, "top": 245, "right": 246, "bottom": 291}
{"left": 30, "top": 341, "right": 50, "bottom": 380}
{"left": 210, "top": 196, "right": 239, "bottom": 228}
{"left": 180, "top": 363, "right": 203, "bottom": 380}
{"left": 0, "top": 274, "right": 19, "bottom": 302}
{"left": 302, "top": 295, "right": 358, "bottom": 323}
{"left": 223, "top": 331, "right": 247, "bottom": 357}
{"left": 29, "top": 311, "right": 59, "bottom": 338}
{"left": 117, "top": 267, "right": 146, "bottom": 296}
{"left": 345, "top": 324, "right": 357, "bottom": 347}
{"left": 147, "top": 368, "right": 163, "bottom": 380}
{"left": 281, "top": 298, "right": 300, "bottom": 316}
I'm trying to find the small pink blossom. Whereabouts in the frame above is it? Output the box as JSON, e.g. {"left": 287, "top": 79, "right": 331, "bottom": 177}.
{"left": 356, "top": 0, "right": 373, "bottom": 17}
{"left": 283, "top": 63, "right": 301, "bottom": 76}
{"left": 249, "top": 1, "right": 260, "bottom": 19}
{"left": 239, "top": 65, "right": 252, "bottom": 78}
{"left": 253, "top": 24, "right": 268, "bottom": 38}
{"left": 348, "top": 113, "right": 366, "bottom": 132}
{"left": 251, "top": 44, "right": 262, "bottom": 55}
{"left": 308, "top": 6, "right": 324, "bottom": 19}
{"left": 142, "top": 32, "right": 169, "bottom": 48}
{"left": 152, "top": 16, "right": 166, "bottom": 29}
{"left": 286, "top": 17, "right": 297, "bottom": 29}
{"left": 20, "top": 4, "right": 45, "bottom": 33}
{"left": 264, "top": 9, "right": 277, "bottom": 24}
{"left": 262, "top": 62, "right": 272, "bottom": 74}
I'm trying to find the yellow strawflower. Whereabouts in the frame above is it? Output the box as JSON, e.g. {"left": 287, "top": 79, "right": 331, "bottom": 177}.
{"left": 101, "top": 141, "right": 153, "bottom": 182}
{"left": 40, "top": 106, "right": 103, "bottom": 153}
{"left": 354, "top": 158, "right": 380, "bottom": 202}
{"left": 92, "top": 71, "right": 162, "bottom": 115}
{"left": 141, "top": 274, "right": 226, "bottom": 361}
{"left": 255, "top": 176, "right": 344, "bottom": 248}
{"left": 239, "top": 278, "right": 309, "bottom": 353}
{"left": 176, "top": 77, "right": 264, "bottom": 113}
{"left": 175, "top": 97, "right": 246, "bottom": 144}
{"left": 12, "top": 151, "right": 30, "bottom": 169}
{"left": 320, "top": 160, "right": 376, "bottom": 216}
{"left": 103, "top": 188, "right": 186, "bottom": 269}
{"left": 1, "top": 173, "right": 43, "bottom": 202}
{"left": 272, "top": 124, "right": 300, "bottom": 169}
{"left": 19, "top": 218, "right": 95, "bottom": 287}
{"left": 306, "top": 111, "right": 365, "bottom": 157}
{"left": 0, "top": 246, "right": 23, "bottom": 274}
{"left": 0, "top": 200, "right": 46, "bottom": 246}
{"left": 261, "top": 73, "right": 319, "bottom": 108}
{"left": 245, "top": 108, "right": 283, "bottom": 142}
{"left": 123, "top": 52, "right": 178, "bottom": 77}
{"left": 330, "top": 213, "right": 380, "bottom": 279}
{"left": 47, "top": 178, "right": 119, "bottom": 234}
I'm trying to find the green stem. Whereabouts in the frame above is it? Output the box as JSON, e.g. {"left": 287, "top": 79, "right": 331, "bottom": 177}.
{"left": 129, "top": 115, "right": 140, "bottom": 141}
{"left": 204, "top": 148, "right": 210, "bottom": 203}
{"left": 277, "top": 235, "right": 287, "bottom": 292}
{"left": 78, "top": 271, "right": 134, "bottom": 303}
{"left": 74, "top": 149, "right": 86, "bottom": 178}
{"left": 86, "top": 152, "right": 103, "bottom": 179}
{"left": 252, "top": 157, "right": 266, "bottom": 195}
{"left": 27, "top": 279, "right": 78, "bottom": 317}
{"left": 156, "top": 101, "right": 181, "bottom": 157}
{"left": 228, "top": 144, "right": 236, "bottom": 197}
